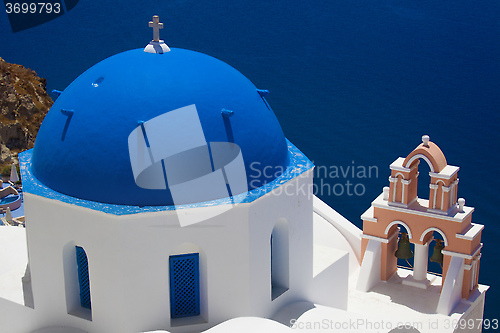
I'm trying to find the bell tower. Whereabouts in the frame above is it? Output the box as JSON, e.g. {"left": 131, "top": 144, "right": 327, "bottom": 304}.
{"left": 358, "top": 136, "right": 484, "bottom": 315}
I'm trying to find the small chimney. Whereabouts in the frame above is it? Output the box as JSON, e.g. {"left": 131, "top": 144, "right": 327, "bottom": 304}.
{"left": 383, "top": 186, "right": 390, "bottom": 201}
{"left": 422, "top": 135, "right": 430, "bottom": 147}
{"left": 458, "top": 198, "right": 465, "bottom": 213}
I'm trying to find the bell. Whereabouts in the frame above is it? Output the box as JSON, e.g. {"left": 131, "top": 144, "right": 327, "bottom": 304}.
{"left": 430, "top": 239, "right": 444, "bottom": 264}
{"left": 395, "top": 232, "right": 413, "bottom": 259}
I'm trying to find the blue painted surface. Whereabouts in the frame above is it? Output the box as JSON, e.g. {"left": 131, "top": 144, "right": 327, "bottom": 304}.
{"left": 169, "top": 253, "right": 200, "bottom": 318}
{"left": 31, "top": 48, "right": 289, "bottom": 207}
{"left": 75, "top": 246, "right": 91, "bottom": 309}
{"left": 20, "top": 140, "right": 313, "bottom": 216}
{"left": 256, "top": 89, "right": 270, "bottom": 97}
{"left": 220, "top": 108, "right": 234, "bottom": 117}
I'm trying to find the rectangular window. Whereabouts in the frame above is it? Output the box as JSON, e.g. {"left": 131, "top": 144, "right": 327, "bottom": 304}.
{"left": 75, "top": 246, "right": 91, "bottom": 309}
{"left": 169, "top": 253, "right": 200, "bottom": 318}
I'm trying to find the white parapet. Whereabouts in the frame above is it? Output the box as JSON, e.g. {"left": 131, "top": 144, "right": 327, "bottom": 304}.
{"left": 437, "top": 256, "right": 465, "bottom": 315}
{"left": 355, "top": 239, "right": 381, "bottom": 292}
{"left": 313, "top": 195, "right": 362, "bottom": 263}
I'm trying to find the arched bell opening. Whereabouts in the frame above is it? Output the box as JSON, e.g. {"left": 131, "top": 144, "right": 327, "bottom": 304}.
{"left": 415, "top": 157, "right": 431, "bottom": 204}
{"left": 413, "top": 227, "right": 448, "bottom": 286}
{"left": 394, "top": 225, "right": 415, "bottom": 271}
{"left": 428, "top": 231, "right": 445, "bottom": 275}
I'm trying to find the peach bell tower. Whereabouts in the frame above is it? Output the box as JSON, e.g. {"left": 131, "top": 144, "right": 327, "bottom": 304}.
{"left": 357, "top": 136, "right": 484, "bottom": 315}
{"left": 387, "top": 135, "right": 459, "bottom": 213}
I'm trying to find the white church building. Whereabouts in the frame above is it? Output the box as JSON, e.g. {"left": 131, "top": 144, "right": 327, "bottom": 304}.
{"left": 0, "top": 16, "right": 488, "bottom": 333}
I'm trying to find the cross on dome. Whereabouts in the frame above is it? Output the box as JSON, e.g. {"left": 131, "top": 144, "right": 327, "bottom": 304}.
{"left": 149, "top": 15, "right": 163, "bottom": 42}
{"left": 144, "top": 15, "right": 170, "bottom": 54}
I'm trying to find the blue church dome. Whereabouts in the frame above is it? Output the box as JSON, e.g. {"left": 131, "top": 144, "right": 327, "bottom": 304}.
{"left": 31, "top": 48, "right": 289, "bottom": 206}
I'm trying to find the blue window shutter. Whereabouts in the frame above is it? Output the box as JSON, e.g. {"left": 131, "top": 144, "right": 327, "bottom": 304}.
{"left": 169, "top": 253, "right": 200, "bottom": 318}
{"left": 75, "top": 246, "right": 91, "bottom": 309}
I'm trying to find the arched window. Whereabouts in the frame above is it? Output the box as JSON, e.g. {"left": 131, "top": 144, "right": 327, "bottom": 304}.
{"left": 64, "top": 243, "right": 91, "bottom": 320}
{"left": 75, "top": 246, "right": 91, "bottom": 309}
{"left": 271, "top": 219, "right": 289, "bottom": 300}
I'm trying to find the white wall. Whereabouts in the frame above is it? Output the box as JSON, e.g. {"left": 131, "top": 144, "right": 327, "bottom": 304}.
{"left": 248, "top": 169, "right": 314, "bottom": 318}
{"left": 11, "top": 169, "right": 315, "bottom": 333}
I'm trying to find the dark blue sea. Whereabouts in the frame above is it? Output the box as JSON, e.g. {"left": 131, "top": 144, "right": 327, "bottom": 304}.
{"left": 1, "top": 0, "right": 499, "bottom": 322}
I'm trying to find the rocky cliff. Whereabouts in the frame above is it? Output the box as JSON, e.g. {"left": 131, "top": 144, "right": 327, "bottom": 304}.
{"left": 0, "top": 57, "right": 52, "bottom": 164}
